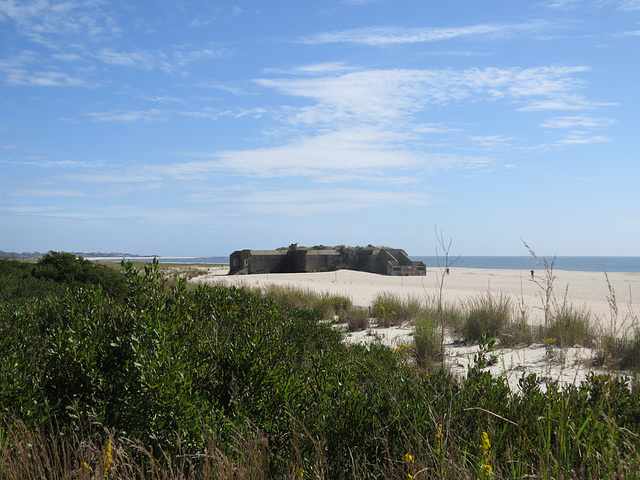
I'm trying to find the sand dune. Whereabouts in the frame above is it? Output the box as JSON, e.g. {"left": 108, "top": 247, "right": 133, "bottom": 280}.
{"left": 193, "top": 266, "right": 640, "bottom": 390}
{"left": 198, "top": 266, "right": 640, "bottom": 332}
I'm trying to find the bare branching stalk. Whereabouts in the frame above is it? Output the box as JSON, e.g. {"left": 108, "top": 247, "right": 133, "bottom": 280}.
{"left": 434, "top": 225, "right": 461, "bottom": 312}
{"left": 434, "top": 225, "right": 460, "bottom": 363}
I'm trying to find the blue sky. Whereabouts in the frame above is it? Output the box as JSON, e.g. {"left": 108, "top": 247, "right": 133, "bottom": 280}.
{"left": 1, "top": 0, "right": 639, "bottom": 257}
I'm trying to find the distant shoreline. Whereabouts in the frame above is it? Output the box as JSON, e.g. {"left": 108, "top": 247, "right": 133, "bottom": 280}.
{"left": 87, "top": 256, "right": 200, "bottom": 261}
{"left": 93, "top": 255, "right": 640, "bottom": 273}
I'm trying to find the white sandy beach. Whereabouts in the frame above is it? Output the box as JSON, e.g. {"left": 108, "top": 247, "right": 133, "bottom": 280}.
{"left": 197, "top": 266, "right": 640, "bottom": 333}
{"left": 193, "top": 266, "right": 639, "bottom": 390}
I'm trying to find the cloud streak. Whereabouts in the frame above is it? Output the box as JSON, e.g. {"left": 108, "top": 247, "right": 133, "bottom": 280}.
{"left": 257, "top": 65, "right": 600, "bottom": 130}
{"left": 0, "top": 0, "right": 119, "bottom": 44}
{"left": 190, "top": 187, "right": 431, "bottom": 215}
{"left": 298, "top": 22, "right": 548, "bottom": 46}
{"left": 541, "top": 115, "right": 616, "bottom": 128}
{"left": 86, "top": 109, "right": 165, "bottom": 123}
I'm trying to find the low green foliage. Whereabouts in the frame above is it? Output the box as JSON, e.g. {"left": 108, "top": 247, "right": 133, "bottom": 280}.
{"left": 258, "top": 284, "right": 353, "bottom": 321}
{"left": 462, "top": 293, "right": 513, "bottom": 342}
{"left": 547, "top": 305, "right": 596, "bottom": 347}
{"left": 412, "top": 311, "right": 441, "bottom": 366}
{"left": 0, "top": 252, "right": 129, "bottom": 302}
{"left": 372, "top": 293, "right": 422, "bottom": 327}
{"left": 602, "top": 328, "right": 640, "bottom": 369}
{"left": 344, "top": 307, "right": 370, "bottom": 331}
{"left": 2, "top": 258, "right": 640, "bottom": 478}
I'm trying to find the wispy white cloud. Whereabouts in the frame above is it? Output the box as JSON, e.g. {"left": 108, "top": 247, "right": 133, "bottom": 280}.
{"left": 542, "top": 0, "right": 581, "bottom": 9}
{"left": 298, "top": 22, "right": 547, "bottom": 46}
{"left": 96, "top": 48, "right": 157, "bottom": 69}
{"left": 517, "top": 98, "right": 616, "bottom": 111}
{"left": 170, "top": 45, "right": 234, "bottom": 69}
{"left": 86, "top": 109, "right": 165, "bottom": 123}
{"left": 178, "top": 107, "right": 267, "bottom": 120}
{"left": 51, "top": 52, "right": 82, "bottom": 62}
{"left": 546, "top": 0, "right": 640, "bottom": 10}
{"left": 186, "top": 5, "right": 243, "bottom": 28}
{"left": 344, "top": 0, "right": 378, "bottom": 4}
{"left": 313, "top": 173, "right": 420, "bottom": 186}
{"left": 617, "top": 0, "right": 640, "bottom": 10}
{"left": 612, "top": 29, "right": 640, "bottom": 37}
{"left": 178, "top": 108, "right": 220, "bottom": 120}
{"left": 257, "top": 65, "right": 600, "bottom": 130}
{"left": 0, "top": 50, "right": 88, "bottom": 86}
{"left": 470, "top": 135, "right": 514, "bottom": 149}
{"left": 7, "top": 159, "right": 103, "bottom": 168}
{"left": 96, "top": 44, "right": 232, "bottom": 73}
{"left": 178, "top": 126, "right": 494, "bottom": 179}
{"left": 190, "top": 187, "right": 431, "bottom": 215}
{"left": 203, "top": 126, "right": 427, "bottom": 177}
{"left": 0, "top": 0, "right": 120, "bottom": 44}
{"left": 2, "top": 203, "right": 216, "bottom": 225}
{"left": 9, "top": 187, "right": 89, "bottom": 198}
{"left": 5, "top": 67, "right": 87, "bottom": 86}
{"left": 541, "top": 115, "right": 616, "bottom": 128}
{"left": 164, "top": 64, "right": 609, "bottom": 182}
{"left": 264, "top": 62, "right": 354, "bottom": 76}
{"left": 556, "top": 131, "right": 612, "bottom": 144}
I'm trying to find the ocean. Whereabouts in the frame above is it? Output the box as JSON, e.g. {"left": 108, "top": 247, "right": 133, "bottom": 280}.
{"left": 414, "top": 256, "right": 640, "bottom": 273}
{"left": 109, "top": 255, "right": 640, "bottom": 273}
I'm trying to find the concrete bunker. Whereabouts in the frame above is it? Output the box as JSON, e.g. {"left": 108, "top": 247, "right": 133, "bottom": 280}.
{"left": 229, "top": 245, "right": 425, "bottom": 276}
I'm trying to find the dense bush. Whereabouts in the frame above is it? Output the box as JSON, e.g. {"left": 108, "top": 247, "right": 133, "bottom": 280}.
{"left": 0, "top": 252, "right": 129, "bottom": 302}
{"left": 2, "top": 258, "right": 640, "bottom": 478}
{"left": 462, "top": 293, "right": 513, "bottom": 342}
{"left": 547, "top": 305, "right": 596, "bottom": 347}
{"left": 0, "top": 257, "right": 62, "bottom": 301}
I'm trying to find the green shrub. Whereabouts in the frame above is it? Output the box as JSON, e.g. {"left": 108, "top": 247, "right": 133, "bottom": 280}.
{"left": 371, "top": 293, "right": 422, "bottom": 327}
{"left": 602, "top": 328, "right": 640, "bottom": 370}
{"left": 344, "top": 307, "right": 370, "bottom": 331}
{"left": 547, "top": 305, "right": 595, "bottom": 347}
{"left": 462, "top": 293, "right": 512, "bottom": 342}
{"left": 412, "top": 312, "right": 441, "bottom": 366}
{"left": 317, "top": 294, "right": 353, "bottom": 319}
{"left": 500, "top": 318, "right": 541, "bottom": 347}
{"left": 0, "top": 258, "right": 61, "bottom": 301}
{"left": 0, "top": 251, "right": 130, "bottom": 302}
{"left": 620, "top": 329, "right": 640, "bottom": 370}
{"left": 3, "top": 258, "right": 640, "bottom": 478}
{"left": 260, "top": 284, "right": 319, "bottom": 310}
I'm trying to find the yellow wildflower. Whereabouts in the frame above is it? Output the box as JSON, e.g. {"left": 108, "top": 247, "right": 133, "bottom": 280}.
{"left": 404, "top": 453, "right": 414, "bottom": 464}
{"left": 435, "top": 423, "right": 443, "bottom": 454}
{"left": 479, "top": 463, "right": 493, "bottom": 478}
{"left": 103, "top": 438, "right": 113, "bottom": 476}
{"left": 481, "top": 431, "right": 490, "bottom": 454}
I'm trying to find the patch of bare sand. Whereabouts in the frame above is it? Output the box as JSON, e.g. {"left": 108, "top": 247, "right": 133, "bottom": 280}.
{"left": 197, "top": 266, "right": 639, "bottom": 331}
{"left": 340, "top": 324, "right": 600, "bottom": 391}
{"left": 194, "top": 266, "right": 639, "bottom": 391}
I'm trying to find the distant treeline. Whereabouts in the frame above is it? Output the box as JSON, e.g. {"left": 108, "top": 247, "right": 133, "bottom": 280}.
{"left": 0, "top": 250, "right": 150, "bottom": 259}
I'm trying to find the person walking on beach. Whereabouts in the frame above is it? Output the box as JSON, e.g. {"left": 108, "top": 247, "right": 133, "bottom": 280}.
{"left": 530, "top": 269, "right": 534, "bottom": 278}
